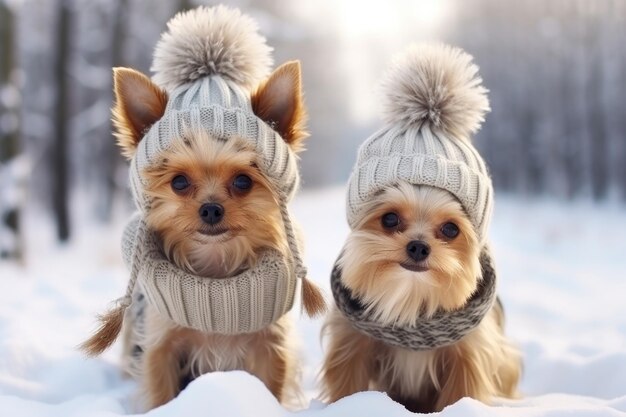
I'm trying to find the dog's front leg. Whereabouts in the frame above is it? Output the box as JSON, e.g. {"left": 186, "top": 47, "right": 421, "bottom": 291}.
{"left": 320, "top": 309, "right": 374, "bottom": 403}
{"left": 434, "top": 343, "right": 493, "bottom": 411}
{"left": 245, "top": 317, "right": 296, "bottom": 403}
{"left": 142, "top": 335, "right": 183, "bottom": 409}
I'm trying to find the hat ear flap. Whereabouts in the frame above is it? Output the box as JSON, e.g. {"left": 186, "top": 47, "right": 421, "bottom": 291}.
{"left": 251, "top": 61, "right": 308, "bottom": 152}
{"left": 112, "top": 67, "right": 168, "bottom": 159}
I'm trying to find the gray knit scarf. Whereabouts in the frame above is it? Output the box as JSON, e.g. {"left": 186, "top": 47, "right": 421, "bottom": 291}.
{"left": 331, "top": 248, "right": 498, "bottom": 351}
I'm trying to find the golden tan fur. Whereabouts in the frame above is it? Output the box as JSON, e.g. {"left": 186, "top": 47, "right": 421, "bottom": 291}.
{"left": 300, "top": 275, "right": 327, "bottom": 318}
{"left": 112, "top": 68, "right": 168, "bottom": 160}
{"left": 110, "top": 64, "right": 310, "bottom": 410}
{"left": 341, "top": 183, "right": 480, "bottom": 322}
{"left": 142, "top": 132, "right": 288, "bottom": 278}
{"left": 320, "top": 185, "right": 521, "bottom": 412}
{"left": 136, "top": 311, "right": 297, "bottom": 409}
{"left": 251, "top": 61, "right": 309, "bottom": 152}
{"left": 79, "top": 303, "right": 126, "bottom": 356}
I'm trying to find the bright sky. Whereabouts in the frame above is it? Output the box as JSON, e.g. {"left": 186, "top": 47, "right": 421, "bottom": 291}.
{"left": 291, "top": 0, "right": 451, "bottom": 123}
{"left": 337, "top": 0, "right": 450, "bottom": 38}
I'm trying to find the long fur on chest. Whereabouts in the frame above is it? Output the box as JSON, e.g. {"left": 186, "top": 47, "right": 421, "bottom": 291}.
{"left": 321, "top": 305, "right": 520, "bottom": 413}
{"left": 124, "top": 290, "right": 264, "bottom": 378}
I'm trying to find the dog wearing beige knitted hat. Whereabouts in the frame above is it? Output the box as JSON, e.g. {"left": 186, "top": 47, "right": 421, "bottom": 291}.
{"left": 79, "top": 5, "right": 326, "bottom": 410}
{"left": 320, "top": 43, "right": 521, "bottom": 413}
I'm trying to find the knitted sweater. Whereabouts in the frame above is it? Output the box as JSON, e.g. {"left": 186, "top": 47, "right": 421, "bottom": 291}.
{"left": 121, "top": 213, "right": 297, "bottom": 334}
{"left": 331, "top": 248, "right": 498, "bottom": 351}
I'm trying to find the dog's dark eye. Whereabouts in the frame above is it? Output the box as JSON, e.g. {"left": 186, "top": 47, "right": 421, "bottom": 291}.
{"left": 441, "top": 222, "right": 459, "bottom": 239}
{"left": 381, "top": 212, "right": 400, "bottom": 229}
{"left": 171, "top": 175, "right": 190, "bottom": 192}
{"left": 233, "top": 174, "right": 253, "bottom": 191}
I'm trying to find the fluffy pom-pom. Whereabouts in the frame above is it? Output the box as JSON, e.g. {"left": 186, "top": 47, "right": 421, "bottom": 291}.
{"left": 380, "top": 43, "right": 490, "bottom": 140}
{"left": 151, "top": 5, "right": 273, "bottom": 92}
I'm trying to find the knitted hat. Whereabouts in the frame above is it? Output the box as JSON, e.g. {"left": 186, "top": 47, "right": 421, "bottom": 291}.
{"left": 346, "top": 43, "right": 493, "bottom": 243}
{"left": 129, "top": 5, "right": 299, "bottom": 212}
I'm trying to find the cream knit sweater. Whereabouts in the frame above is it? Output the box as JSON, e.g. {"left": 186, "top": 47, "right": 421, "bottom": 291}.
{"left": 122, "top": 214, "right": 297, "bottom": 334}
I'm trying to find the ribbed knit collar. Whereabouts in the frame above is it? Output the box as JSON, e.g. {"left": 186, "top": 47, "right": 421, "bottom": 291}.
{"left": 121, "top": 214, "right": 297, "bottom": 334}
{"left": 331, "top": 248, "right": 498, "bottom": 351}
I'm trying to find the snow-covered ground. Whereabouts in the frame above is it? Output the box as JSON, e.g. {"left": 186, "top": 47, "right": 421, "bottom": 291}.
{"left": 1, "top": 187, "right": 625, "bottom": 416}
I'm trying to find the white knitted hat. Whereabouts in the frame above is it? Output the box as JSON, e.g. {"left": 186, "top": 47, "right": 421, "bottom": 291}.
{"left": 346, "top": 43, "right": 493, "bottom": 243}
{"left": 129, "top": 5, "right": 299, "bottom": 212}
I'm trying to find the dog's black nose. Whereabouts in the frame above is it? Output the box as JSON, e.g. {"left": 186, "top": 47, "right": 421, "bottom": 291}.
{"left": 406, "top": 240, "right": 430, "bottom": 262}
{"left": 199, "top": 203, "right": 225, "bottom": 225}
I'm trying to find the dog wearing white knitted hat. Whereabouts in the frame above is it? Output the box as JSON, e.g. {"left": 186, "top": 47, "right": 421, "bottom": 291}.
{"left": 320, "top": 43, "right": 521, "bottom": 412}
{"left": 79, "top": 5, "right": 325, "bottom": 410}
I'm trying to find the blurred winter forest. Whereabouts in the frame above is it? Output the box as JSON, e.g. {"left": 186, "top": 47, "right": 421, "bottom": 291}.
{"left": 1, "top": 0, "right": 625, "bottom": 259}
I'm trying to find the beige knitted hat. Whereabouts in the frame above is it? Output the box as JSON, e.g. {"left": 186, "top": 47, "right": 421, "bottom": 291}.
{"left": 130, "top": 5, "right": 299, "bottom": 211}
{"left": 346, "top": 43, "right": 493, "bottom": 243}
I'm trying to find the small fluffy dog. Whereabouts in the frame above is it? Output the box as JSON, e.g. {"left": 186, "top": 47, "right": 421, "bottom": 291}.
{"left": 104, "top": 7, "right": 313, "bottom": 410}
{"left": 320, "top": 44, "right": 521, "bottom": 413}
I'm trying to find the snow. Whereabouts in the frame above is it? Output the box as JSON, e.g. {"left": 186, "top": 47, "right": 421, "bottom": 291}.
{"left": 1, "top": 187, "right": 625, "bottom": 416}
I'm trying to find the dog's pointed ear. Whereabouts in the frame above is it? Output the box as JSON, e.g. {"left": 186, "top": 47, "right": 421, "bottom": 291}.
{"left": 251, "top": 61, "right": 308, "bottom": 152}
{"left": 112, "top": 67, "right": 168, "bottom": 159}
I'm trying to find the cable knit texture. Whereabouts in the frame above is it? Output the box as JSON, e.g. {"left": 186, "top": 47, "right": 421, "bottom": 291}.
{"left": 122, "top": 214, "right": 296, "bottom": 334}
{"left": 331, "top": 248, "right": 497, "bottom": 350}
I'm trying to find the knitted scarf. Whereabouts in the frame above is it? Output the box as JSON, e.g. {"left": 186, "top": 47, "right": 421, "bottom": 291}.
{"left": 330, "top": 248, "right": 497, "bottom": 351}
{"left": 120, "top": 214, "right": 297, "bottom": 334}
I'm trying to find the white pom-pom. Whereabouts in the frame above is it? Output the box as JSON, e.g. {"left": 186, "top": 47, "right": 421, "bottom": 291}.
{"left": 151, "top": 5, "right": 273, "bottom": 92}
{"left": 380, "top": 43, "right": 490, "bottom": 139}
